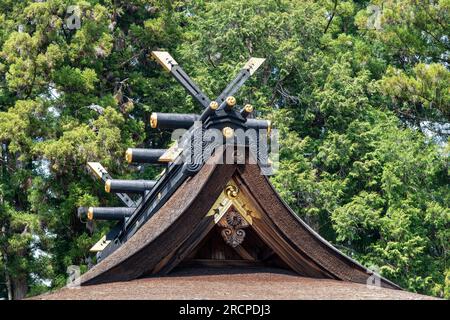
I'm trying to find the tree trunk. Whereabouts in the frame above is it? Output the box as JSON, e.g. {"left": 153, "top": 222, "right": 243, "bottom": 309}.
{"left": 4, "top": 266, "right": 12, "bottom": 300}
{"left": 2, "top": 258, "right": 13, "bottom": 300}
{"left": 12, "top": 276, "right": 27, "bottom": 300}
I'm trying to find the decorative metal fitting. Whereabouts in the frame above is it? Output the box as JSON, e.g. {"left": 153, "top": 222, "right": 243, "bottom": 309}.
{"left": 222, "top": 127, "right": 234, "bottom": 138}
{"left": 225, "top": 96, "right": 236, "bottom": 107}
{"left": 125, "top": 148, "right": 132, "bottom": 163}
{"left": 150, "top": 112, "right": 158, "bottom": 128}
{"left": 105, "top": 180, "right": 111, "bottom": 193}
{"left": 244, "top": 104, "right": 253, "bottom": 113}
{"left": 209, "top": 101, "right": 219, "bottom": 110}
{"left": 225, "top": 184, "right": 239, "bottom": 198}
{"left": 87, "top": 207, "right": 94, "bottom": 220}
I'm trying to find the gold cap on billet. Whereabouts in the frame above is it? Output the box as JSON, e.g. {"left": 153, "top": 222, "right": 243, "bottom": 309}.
{"left": 125, "top": 148, "right": 133, "bottom": 163}
{"left": 225, "top": 96, "right": 236, "bottom": 108}
{"left": 222, "top": 127, "right": 234, "bottom": 138}
{"left": 87, "top": 207, "right": 94, "bottom": 220}
{"left": 105, "top": 180, "right": 111, "bottom": 193}
{"left": 244, "top": 104, "right": 253, "bottom": 113}
{"left": 267, "top": 120, "right": 272, "bottom": 136}
{"left": 209, "top": 101, "right": 219, "bottom": 110}
{"left": 150, "top": 113, "right": 158, "bottom": 128}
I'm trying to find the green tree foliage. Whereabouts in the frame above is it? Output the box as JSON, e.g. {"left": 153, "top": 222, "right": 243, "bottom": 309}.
{"left": 0, "top": 0, "right": 448, "bottom": 299}
{"left": 0, "top": 0, "right": 175, "bottom": 299}
{"left": 378, "top": 63, "right": 449, "bottom": 127}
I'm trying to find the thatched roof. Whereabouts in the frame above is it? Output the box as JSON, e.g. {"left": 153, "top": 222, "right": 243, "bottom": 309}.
{"left": 34, "top": 267, "right": 435, "bottom": 300}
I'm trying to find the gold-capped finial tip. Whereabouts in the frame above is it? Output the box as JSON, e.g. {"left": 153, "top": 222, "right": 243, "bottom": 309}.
{"left": 209, "top": 101, "right": 219, "bottom": 110}
{"left": 225, "top": 96, "right": 236, "bottom": 107}
{"left": 222, "top": 127, "right": 234, "bottom": 138}
{"left": 125, "top": 148, "right": 133, "bottom": 163}
{"left": 150, "top": 113, "right": 158, "bottom": 128}
{"left": 87, "top": 207, "right": 94, "bottom": 220}
{"left": 105, "top": 180, "right": 111, "bottom": 193}
{"left": 267, "top": 120, "right": 272, "bottom": 136}
{"left": 244, "top": 104, "right": 254, "bottom": 113}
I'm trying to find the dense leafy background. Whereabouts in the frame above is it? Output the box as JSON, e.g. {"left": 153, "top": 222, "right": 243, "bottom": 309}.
{"left": 0, "top": 0, "right": 448, "bottom": 299}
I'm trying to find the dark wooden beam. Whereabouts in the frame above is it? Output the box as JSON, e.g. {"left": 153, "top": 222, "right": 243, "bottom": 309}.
{"left": 179, "top": 259, "right": 264, "bottom": 268}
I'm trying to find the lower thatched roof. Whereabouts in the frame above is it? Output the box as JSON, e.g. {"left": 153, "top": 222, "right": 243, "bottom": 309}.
{"left": 33, "top": 267, "right": 435, "bottom": 300}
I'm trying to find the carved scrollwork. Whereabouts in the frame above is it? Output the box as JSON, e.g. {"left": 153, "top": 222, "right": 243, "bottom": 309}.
{"left": 218, "top": 210, "right": 249, "bottom": 247}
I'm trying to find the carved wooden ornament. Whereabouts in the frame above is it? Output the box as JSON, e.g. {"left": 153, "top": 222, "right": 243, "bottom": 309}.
{"left": 217, "top": 210, "right": 249, "bottom": 247}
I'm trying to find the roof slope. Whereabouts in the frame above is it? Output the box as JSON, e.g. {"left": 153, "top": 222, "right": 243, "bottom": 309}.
{"left": 235, "top": 164, "right": 400, "bottom": 289}
{"left": 78, "top": 149, "right": 400, "bottom": 291}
